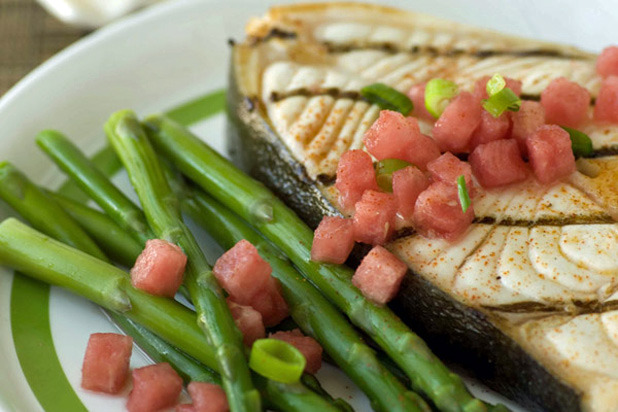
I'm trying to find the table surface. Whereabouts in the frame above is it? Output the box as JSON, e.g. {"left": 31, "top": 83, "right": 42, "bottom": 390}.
{"left": 0, "top": 0, "right": 89, "bottom": 96}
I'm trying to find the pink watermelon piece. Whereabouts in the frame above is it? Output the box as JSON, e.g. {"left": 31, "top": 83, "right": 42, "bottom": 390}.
{"left": 176, "top": 382, "right": 229, "bottom": 412}
{"left": 594, "top": 76, "right": 618, "bottom": 123}
{"left": 353, "top": 190, "right": 397, "bottom": 245}
{"left": 352, "top": 245, "right": 407, "bottom": 304}
{"left": 473, "top": 75, "right": 523, "bottom": 100}
{"left": 311, "top": 216, "right": 355, "bottom": 264}
{"left": 363, "top": 110, "right": 440, "bottom": 170}
{"left": 432, "top": 92, "right": 482, "bottom": 153}
{"left": 469, "top": 110, "right": 511, "bottom": 149}
{"left": 213, "top": 239, "right": 272, "bottom": 303}
{"left": 227, "top": 299, "right": 265, "bottom": 346}
{"left": 597, "top": 46, "right": 618, "bottom": 78}
{"left": 81, "top": 333, "right": 133, "bottom": 394}
{"left": 130, "top": 239, "right": 187, "bottom": 298}
{"left": 335, "top": 149, "right": 379, "bottom": 213}
{"left": 270, "top": 329, "right": 323, "bottom": 374}
{"left": 413, "top": 182, "right": 475, "bottom": 241}
{"left": 511, "top": 101, "right": 545, "bottom": 154}
{"left": 392, "top": 166, "right": 429, "bottom": 225}
{"left": 541, "top": 77, "right": 590, "bottom": 128}
{"left": 246, "top": 278, "right": 290, "bottom": 327}
{"left": 406, "top": 82, "right": 435, "bottom": 121}
{"left": 127, "top": 363, "right": 183, "bottom": 412}
{"left": 427, "top": 152, "right": 474, "bottom": 194}
{"left": 469, "top": 139, "right": 528, "bottom": 188}
{"left": 526, "top": 125, "right": 576, "bottom": 184}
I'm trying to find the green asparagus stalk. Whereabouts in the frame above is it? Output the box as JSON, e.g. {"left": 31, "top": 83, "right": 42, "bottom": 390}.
{"left": 105, "top": 110, "right": 260, "bottom": 412}
{"left": 36, "top": 130, "right": 153, "bottom": 245}
{"left": 50, "top": 192, "right": 143, "bottom": 267}
{"left": 33, "top": 130, "right": 391, "bottom": 411}
{"left": 0, "top": 218, "right": 344, "bottom": 412}
{"left": 145, "top": 115, "right": 497, "bottom": 412}
{"left": 183, "top": 188, "right": 430, "bottom": 412}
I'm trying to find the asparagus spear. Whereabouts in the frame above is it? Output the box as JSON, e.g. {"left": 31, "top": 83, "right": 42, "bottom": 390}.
{"left": 36, "top": 130, "right": 153, "bottom": 245}
{"left": 145, "top": 115, "right": 497, "bottom": 412}
{"left": 184, "top": 188, "right": 430, "bottom": 412}
{"left": 104, "top": 111, "right": 260, "bottom": 412}
{"left": 0, "top": 218, "right": 344, "bottom": 412}
{"left": 33, "top": 125, "right": 416, "bottom": 411}
{"left": 34, "top": 132, "right": 354, "bottom": 412}
{"left": 50, "top": 191, "right": 143, "bottom": 267}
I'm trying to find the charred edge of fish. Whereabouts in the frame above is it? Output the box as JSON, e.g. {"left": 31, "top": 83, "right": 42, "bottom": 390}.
{"left": 322, "top": 41, "right": 591, "bottom": 60}
{"left": 391, "top": 271, "right": 582, "bottom": 412}
{"left": 227, "top": 63, "right": 341, "bottom": 230}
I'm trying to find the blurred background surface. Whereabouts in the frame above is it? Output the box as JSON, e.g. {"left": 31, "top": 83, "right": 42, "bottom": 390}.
{"left": 0, "top": 0, "right": 88, "bottom": 95}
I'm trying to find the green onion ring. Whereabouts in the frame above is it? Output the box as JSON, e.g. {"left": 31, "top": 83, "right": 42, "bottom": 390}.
{"left": 486, "top": 73, "right": 506, "bottom": 97}
{"left": 561, "top": 126, "right": 593, "bottom": 158}
{"left": 457, "top": 175, "right": 471, "bottom": 213}
{"left": 249, "top": 339, "right": 306, "bottom": 384}
{"left": 360, "top": 83, "right": 414, "bottom": 115}
{"left": 482, "top": 88, "right": 521, "bottom": 118}
{"left": 375, "top": 159, "right": 413, "bottom": 192}
{"left": 424, "top": 79, "right": 459, "bottom": 119}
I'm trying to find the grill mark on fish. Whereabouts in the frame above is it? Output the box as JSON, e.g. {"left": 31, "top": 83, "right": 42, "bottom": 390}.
{"left": 474, "top": 215, "right": 615, "bottom": 226}
{"left": 250, "top": 28, "right": 297, "bottom": 44}
{"left": 483, "top": 299, "right": 618, "bottom": 315}
{"left": 323, "top": 42, "right": 591, "bottom": 61}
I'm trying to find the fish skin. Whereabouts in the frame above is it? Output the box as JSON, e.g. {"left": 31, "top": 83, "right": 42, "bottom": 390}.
{"left": 229, "top": 4, "right": 618, "bottom": 411}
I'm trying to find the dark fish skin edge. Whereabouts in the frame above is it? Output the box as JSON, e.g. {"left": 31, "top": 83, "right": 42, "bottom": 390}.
{"left": 226, "top": 49, "right": 582, "bottom": 412}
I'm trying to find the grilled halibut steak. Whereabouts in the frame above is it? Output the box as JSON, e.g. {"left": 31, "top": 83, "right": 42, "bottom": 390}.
{"left": 227, "top": 3, "right": 618, "bottom": 411}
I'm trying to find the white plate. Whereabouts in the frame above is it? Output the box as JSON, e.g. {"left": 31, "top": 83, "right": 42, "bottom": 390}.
{"left": 0, "top": 0, "right": 615, "bottom": 411}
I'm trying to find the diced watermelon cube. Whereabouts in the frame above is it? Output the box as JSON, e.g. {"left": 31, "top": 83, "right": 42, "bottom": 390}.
{"left": 335, "top": 149, "right": 379, "bottom": 213}
{"left": 176, "top": 382, "right": 229, "bottom": 412}
{"left": 413, "top": 182, "right": 475, "bottom": 241}
{"left": 427, "top": 152, "right": 474, "bottom": 194}
{"left": 363, "top": 110, "right": 440, "bottom": 169}
{"left": 597, "top": 46, "right": 618, "bottom": 78}
{"left": 81, "top": 333, "right": 133, "bottom": 394}
{"left": 526, "top": 125, "right": 576, "bottom": 184}
{"left": 540, "top": 77, "right": 590, "bottom": 128}
{"left": 406, "top": 82, "right": 435, "bottom": 121}
{"left": 469, "top": 139, "right": 528, "bottom": 188}
{"left": 227, "top": 299, "right": 265, "bottom": 346}
{"left": 594, "top": 76, "right": 618, "bottom": 124}
{"left": 469, "top": 110, "right": 511, "bottom": 149}
{"left": 127, "top": 363, "right": 183, "bottom": 412}
{"left": 511, "top": 101, "right": 545, "bottom": 154}
{"left": 213, "top": 239, "right": 272, "bottom": 303}
{"left": 311, "top": 216, "right": 355, "bottom": 264}
{"left": 352, "top": 245, "right": 407, "bottom": 304}
{"left": 270, "top": 329, "right": 323, "bottom": 374}
{"left": 392, "top": 166, "right": 429, "bottom": 224}
{"left": 473, "top": 75, "right": 523, "bottom": 100}
{"left": 248, "top": 278, "right": 290, "bottom": 327}
{"left": 353, "top": 190, "right": 397, "bottom": 245}
{"left": 432, "top": 92, "right": 481, "bottom": 153}
{"left": 130, "top": 239, "right": 187, "bottom": 298}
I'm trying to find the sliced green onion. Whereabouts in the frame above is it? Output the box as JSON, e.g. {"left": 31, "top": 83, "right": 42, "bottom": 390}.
{"left": 561, "top": 126, "right": 593, "bottom": 158}
{"left": 249, "top": 339, "right": 306, "bottom": 384}
{"left": 457, "top": 175, "right": 471, "bottom": 213}
{"left": 424, "top": 78, "right": 459, "bottom": 118}
{"left": 482, "top": 88, "right": 521, "bottom": 118}
{"left": 375, "top": 158, "right": 412, "bottom": 192}
{"left": 486, "top": 73, "right": 506, "bottom": 97}
{"left": 360, "top": 83, "right": 414, "bottom": 115}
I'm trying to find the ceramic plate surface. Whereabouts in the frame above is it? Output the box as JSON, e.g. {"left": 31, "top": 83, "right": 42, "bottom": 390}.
{"left": 0, "top": 0, "right": 616, "bottom": 411}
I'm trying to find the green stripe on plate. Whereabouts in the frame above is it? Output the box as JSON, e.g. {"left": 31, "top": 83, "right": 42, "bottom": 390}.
{"left": 10, "top": 89, "right": 226, "bottom": 411}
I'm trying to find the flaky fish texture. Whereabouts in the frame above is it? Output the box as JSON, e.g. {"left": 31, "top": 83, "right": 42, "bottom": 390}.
{"left": 228, "top": 3, "right": 618, "bottom": 411}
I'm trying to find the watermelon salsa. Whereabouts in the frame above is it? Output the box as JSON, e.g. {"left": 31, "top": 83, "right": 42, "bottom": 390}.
{"left": 313, "top": 62, "right": 617, "bottom": 304}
